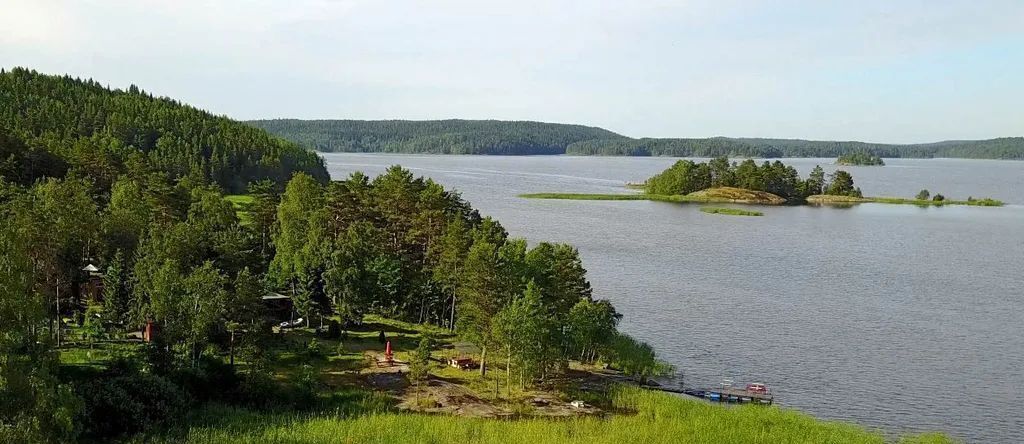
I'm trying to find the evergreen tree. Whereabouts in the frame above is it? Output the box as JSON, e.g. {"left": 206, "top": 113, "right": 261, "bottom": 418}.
{"left": 102, "top": 250, "right": 131, "bottom": 327}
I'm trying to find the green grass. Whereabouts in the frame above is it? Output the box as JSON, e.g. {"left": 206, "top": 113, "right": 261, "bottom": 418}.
{"left": 225, "top": 194, "right": 255, "bottom": 224}
{"left": 139, "top": 386, "right": 952, "bottom": 444}
{"left": 700, "top": 207, "right": 764, "bottom": 216}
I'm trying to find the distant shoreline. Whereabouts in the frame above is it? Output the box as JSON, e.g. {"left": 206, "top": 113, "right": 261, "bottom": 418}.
{"left": 520, "top": 190, "right": 1004, "bottom": 208}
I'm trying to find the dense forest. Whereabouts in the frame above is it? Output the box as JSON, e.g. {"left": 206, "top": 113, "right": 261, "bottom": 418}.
{"left": 0, "top": 68, "right": 328, "bottom": 193}
{"left": 645, "top": 157, "right": 861, "bottom": 201}
{"left": 567, "top": 137, "right": 1024, "bottom": 159}
{"left": 250, "top": 119, "right": 1024, "bottom": 160}
{"left": 248, "top": 119, "right": 625, "bottom": 155}
{"left": 0, "top": 71, "right": 661, "bottom": 443}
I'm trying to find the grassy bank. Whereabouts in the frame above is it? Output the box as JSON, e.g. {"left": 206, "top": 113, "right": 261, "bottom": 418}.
{"left": 700, "top": 207, "right": 764, "bottom": 216}
{"left": 139, "top": 386, "right": 950, "bottom": 444}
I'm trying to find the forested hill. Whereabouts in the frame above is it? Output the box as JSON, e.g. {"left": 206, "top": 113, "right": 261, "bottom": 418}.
{"left": 250, "top": 118, "right": 1024, "bottom": 159}
{"left": 247, "top": 119, "right": 627, "bottom": 155}
{"left": 566, "top": 136, "right": 1024, "bottom": 159}
{"left": 0, "top": 68, "right": 328, "bottom": 192}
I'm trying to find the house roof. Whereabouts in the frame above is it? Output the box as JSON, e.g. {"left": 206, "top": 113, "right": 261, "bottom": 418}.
{"left": 82, "top": 264, "right": 100, "bottom": 272}
{"left": 262, "top": 292, "right": 291, "bottom": 301}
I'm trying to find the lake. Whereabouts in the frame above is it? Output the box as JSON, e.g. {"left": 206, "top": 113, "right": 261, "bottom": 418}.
{"left": 323, "top": 153, "right": 1024, "bottom": 443}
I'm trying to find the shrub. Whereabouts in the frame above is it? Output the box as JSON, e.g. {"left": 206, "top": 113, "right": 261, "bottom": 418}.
{"left": 306, "top": 338, "right": 322, "bottom": 358}
{"left": 79, "top": 373, "right": 187, "bottom": 439}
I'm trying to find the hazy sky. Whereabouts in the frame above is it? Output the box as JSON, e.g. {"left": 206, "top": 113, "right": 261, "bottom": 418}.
{"left": 2, "top": 0, "right": 1022, "bottom": 143}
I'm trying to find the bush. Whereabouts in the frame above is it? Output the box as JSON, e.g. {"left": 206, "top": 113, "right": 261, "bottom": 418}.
{"left": 79, "top": 373, "right": 187, "bottom": 439}
{"left": 306, "top": 338, "right": 322, "bottom": 358}
{"left": 932, "top": 194, "right": 945, "bottom": 202}
{"left": 172, "top": 357, "right": 242, "bottom": 404}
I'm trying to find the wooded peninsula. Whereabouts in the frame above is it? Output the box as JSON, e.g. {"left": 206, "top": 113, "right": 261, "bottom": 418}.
{"left": 249, "top": 119, "right": 1024, "bottom": 160}
{"left": 0, "top": 67, "right": 954, "bottom": 444}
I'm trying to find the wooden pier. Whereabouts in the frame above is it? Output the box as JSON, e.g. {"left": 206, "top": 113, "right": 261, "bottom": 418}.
{"left": 644, "top": 383, "right": 774, "bottom": 405}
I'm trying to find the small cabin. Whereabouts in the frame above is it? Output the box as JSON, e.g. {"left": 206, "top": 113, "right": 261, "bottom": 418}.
{"left": 262, "top": 292, "right": 294, "bottom": 321}
{"left": 79, "top": 264, "right": 105, "bottom": 302}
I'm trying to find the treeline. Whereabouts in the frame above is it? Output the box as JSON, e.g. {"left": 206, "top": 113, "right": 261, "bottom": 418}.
{"left": 0, "top": 68, "right": 328, "bottom": 193}
{"left": 248, "top": 119, "right": 625, "bottom": 155}
{"left": 250, "top": 118, "right": 1024, "bottom": 160}
{"left": 646, "top": 157, "right": 861, "bottom": 201}
{"left": 567, "top": 136, "right": 1024, "bottom": 159}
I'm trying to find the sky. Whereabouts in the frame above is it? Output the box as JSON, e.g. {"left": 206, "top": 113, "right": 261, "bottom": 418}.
{"left": 2, "top": 0, "right": 1022, "bottom": 143}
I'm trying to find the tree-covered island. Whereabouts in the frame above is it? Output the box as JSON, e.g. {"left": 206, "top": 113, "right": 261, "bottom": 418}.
{"left": 836, "top": 152, "right": 885, "bottom": 166}
{"left": 522, "top": 156, "right": 1003, "bottom": 208}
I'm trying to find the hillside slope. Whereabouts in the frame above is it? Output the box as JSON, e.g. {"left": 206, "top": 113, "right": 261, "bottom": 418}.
{"left": 247, "top": 119, "right": 626, "bottom": 155}
{"left": 0, "top": 68, "right": 327, "bottom": 192}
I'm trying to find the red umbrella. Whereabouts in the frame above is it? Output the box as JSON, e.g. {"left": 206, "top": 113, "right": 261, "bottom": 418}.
{"left": 385, "top": 341, "right": 393, "bottom": 360}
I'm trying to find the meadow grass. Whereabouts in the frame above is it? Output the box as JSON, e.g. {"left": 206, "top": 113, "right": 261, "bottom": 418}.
{"left": 225, "top": 194, "right": 255, "bottom": 224}
{"left": 141, "top": 386, "right": 952, "bottom": 444}
{"left": 700, "top": 207, "right": 764, "bottom": 216}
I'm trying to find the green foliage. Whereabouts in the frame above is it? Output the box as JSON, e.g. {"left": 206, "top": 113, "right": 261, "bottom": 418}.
{"left": 408, "top": 338, "right": 432, "bottom": 390}
{"left": 916, "top": 189, "right": 930, "bottom": 200}
{"left": 824, "top": 170, "right": 862, "bottom": 197}
{"left": 78, "top": 373, "right": 187, "bottom": 439}
{"left": 492, "top": 281, "right": 553, "bottom": 387}
{"left": 0, "top": 225, "right": 83, "bottom": 443}
{"left": 567, "top": 299, "right": 620, "bottom": 364}
{"left": 0, "top": 68, "right": 327, "bottom": 193}
{"left": 82, "top": 306, "right": 107, "bottom": 348}
{"left": 932, "top": 193, "right": 945, "bottom": 202}
{"left": 306, "top": 339, "right": 322, "bottom": 358}
{"left": 607, "top": 333, "right": 674, "bottom": 384}
{"left": 103, "top": 250, "right": 132, "bottom": 326}
{"left": 644, "top": 157, "right": 813, "bottom": 201}
{"left": 837, "top": 151, "right": 885, "bottom": 165}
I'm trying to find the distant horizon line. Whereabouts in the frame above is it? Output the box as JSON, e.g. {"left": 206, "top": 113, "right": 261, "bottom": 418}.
{"left": 244, "top": 117, "right": 1021, "bottom": 147}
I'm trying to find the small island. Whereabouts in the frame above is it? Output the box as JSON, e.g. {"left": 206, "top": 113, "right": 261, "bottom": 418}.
{"left": 700, "top": 207, "right": 764, "bottom": 216}
{"left": 521, "top": 157, "right": 1003, "bottom": 208}
{"left": 836, "top": 152, "right": 885, "bottom": 166}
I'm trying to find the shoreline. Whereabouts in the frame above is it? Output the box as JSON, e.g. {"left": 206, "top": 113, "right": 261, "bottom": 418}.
{"left": 520, "top": 192, "right": 1004, "bottom": 207}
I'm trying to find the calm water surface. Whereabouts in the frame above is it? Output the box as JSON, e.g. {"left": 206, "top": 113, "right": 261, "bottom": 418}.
{"left": 324, "top": 154, "right": 1024, "bottom": 443}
